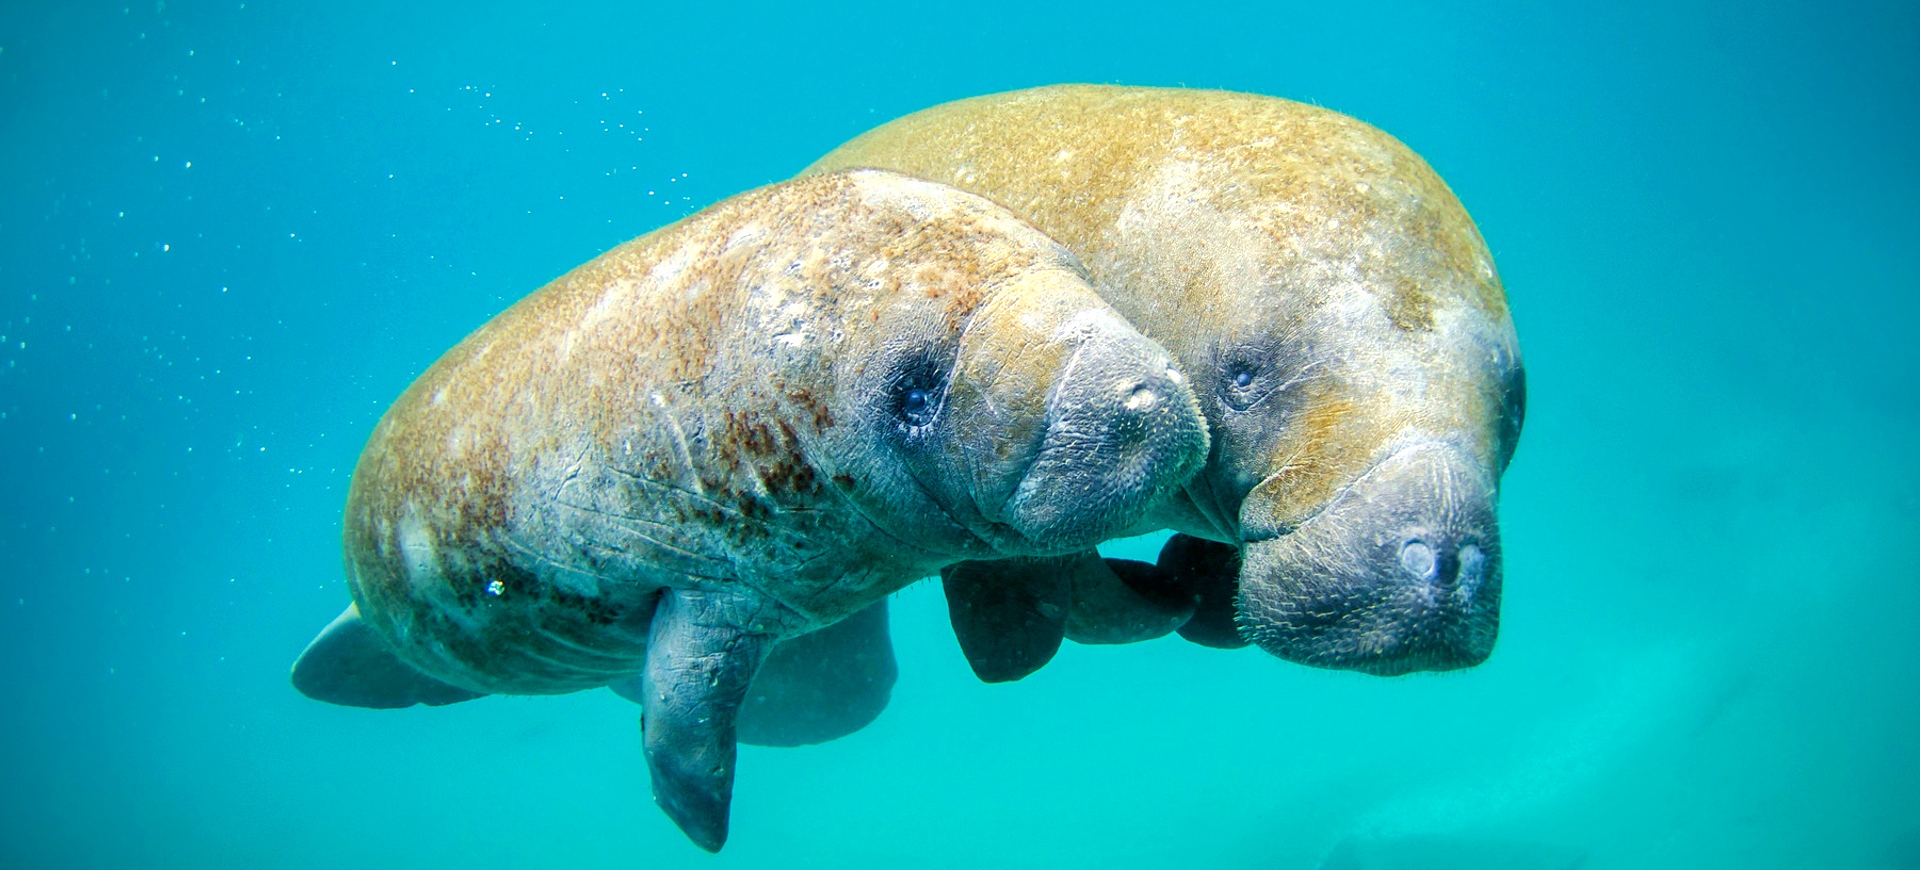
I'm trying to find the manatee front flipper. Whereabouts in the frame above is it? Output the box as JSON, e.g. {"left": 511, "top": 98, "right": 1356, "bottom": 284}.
{"left": 941, "top": 556, "right": 1073, "bottom": 682}
{"left": 640, "top": 588, "right": 778, "bottom": 852}
{"left": 290, "top": 604, "right": 486, "bottom": 708}
{"left": 1152, "top": 535, "right": 1250, "bottom": 650}
{"left": 1063, "top": 552, "right": 1196, "bottom": 644}
{"left": 610, "top": 602, "right": 899, "bottom": 747}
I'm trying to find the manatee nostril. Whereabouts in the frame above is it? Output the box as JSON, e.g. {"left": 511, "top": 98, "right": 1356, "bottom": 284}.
{"left": 1124, "top": 382, "right": 1159, "bottom": 412}
{"left": 1398, "top": 539, "right": 1437, "bottom": 581}
{"left": 1458, "top": 543, "right": 1486, "bottom": 583}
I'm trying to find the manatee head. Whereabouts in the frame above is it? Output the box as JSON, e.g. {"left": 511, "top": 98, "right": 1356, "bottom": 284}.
{"left": 1227, "top": 344, "right": 1523, "bottom": 676}
{"left": 946, "top": 275, "right": 1210, "bottom": 554}
{"left": 1120, "top": 110, "right": 1525, "bottom": 675}
{"left": 797, "top": 170, "right": 1210, "bottom": 562}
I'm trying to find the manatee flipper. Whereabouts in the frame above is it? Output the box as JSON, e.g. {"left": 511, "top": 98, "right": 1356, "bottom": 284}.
{"left": 639, "top": 588, "right": 777, "bottom": 853}
{"left": 737, "top": 600, "right": 897, "bottom": 747}
{"left": 290, "top": 604, "right": 486, "bottom": 708}
{"left": 941, "top": 556, "right": 1072, "bottom": 683}
{"left": 1063, "top": 552, "right": 1196, "bottom": 644}
{"left": 1153, "top": 535, "right": 1250, "bottom": 650}
{"left": 610, "top": 603, "right": 898, "bottom": 747}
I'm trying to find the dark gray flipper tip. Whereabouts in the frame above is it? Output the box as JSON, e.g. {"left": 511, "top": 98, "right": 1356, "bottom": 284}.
{"left": 645, "top": 751, "right": 732, "bottom": 852}
{"left": 1154, "top": 535, "right": 1251, "bottom": 650}
{"left": 941, "top": 557, "right": 1071, "bottom": 682}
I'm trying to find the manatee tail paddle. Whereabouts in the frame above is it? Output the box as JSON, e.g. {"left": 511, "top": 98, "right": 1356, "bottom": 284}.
{"left": 290, "top": 604, "right": 487, "bottom": 708}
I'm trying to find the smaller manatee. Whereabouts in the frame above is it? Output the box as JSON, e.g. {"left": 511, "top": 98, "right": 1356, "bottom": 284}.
{"left": 290, "top": 168, "right": 1209, "bottom": 851}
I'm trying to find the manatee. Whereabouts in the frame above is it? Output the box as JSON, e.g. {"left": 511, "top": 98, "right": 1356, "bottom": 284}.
{"left": 288, "top": 168, "right": 1209, "bottom": 851}
{"left": 807, "top": 85, "right": 1525, "bottom": 677}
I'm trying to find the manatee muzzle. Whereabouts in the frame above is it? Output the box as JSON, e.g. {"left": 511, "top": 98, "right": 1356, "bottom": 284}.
{"left": 996, "top": 329, "right": 1209, "bottom": 554}
{"left": 1235, "top": 439, "right": 1502, "bottom": 675}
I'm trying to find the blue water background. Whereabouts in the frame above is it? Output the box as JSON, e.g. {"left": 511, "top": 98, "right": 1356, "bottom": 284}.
{"left": 2, "top": 2, "right": 1916, "bottom": 867}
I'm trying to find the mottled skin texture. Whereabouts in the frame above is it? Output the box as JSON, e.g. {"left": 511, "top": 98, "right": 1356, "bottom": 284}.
{"left": 345, "top": 168, "right": 1204, "bottom": 691}
{"left": 306, "top": 169, "right": 1210, "bottom": 850}
{"left": 807, "top": 86, "right": 1524, "bottom": 675}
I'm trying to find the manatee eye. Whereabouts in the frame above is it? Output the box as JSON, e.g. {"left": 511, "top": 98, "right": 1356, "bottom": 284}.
{"left": 1221, "top": 358, "right": 1264, "bottom": 412}
{"left": 896, "top": 381, "right": 943, "bottom": 433}
{"left": 902, "top": 388, "right": 933, "bottom": 422}
{"left": 888, "top": 353, "right": 950, "bottom": 436}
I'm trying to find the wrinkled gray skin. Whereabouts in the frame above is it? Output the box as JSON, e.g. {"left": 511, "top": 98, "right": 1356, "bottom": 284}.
{"left": 808, "top": 85, "right": 1525, "bottom": 680}
{"left": 289, "top": 169, "right": 1209, "bottom": 851}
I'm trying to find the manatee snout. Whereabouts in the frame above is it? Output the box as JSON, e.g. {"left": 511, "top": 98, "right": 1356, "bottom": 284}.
{"left": 1237, "top": 440, "right": 1502, "bottom": 675}
{"left": 995, "top": 308, "right": 1209, "bottom": 553}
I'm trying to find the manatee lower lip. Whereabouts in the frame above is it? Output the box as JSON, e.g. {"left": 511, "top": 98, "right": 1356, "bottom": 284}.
{"left": 1176, "top": 475, "right": 1242, "bottom": 545}
{"left": 1232, "top": 440, "right": 1502, "bottom": 675}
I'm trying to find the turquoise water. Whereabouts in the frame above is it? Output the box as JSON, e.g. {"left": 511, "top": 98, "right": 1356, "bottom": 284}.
{"left": 3, "top": 2, "right": 1916, "bottom": 867}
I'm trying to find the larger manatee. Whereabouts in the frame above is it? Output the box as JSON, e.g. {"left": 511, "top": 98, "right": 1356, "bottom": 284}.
{"left": 807, "top": 85, "right": 1525, "bottom": 676}
{"left": 289, "top": 168, "right": 1209, "bottom": 851}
